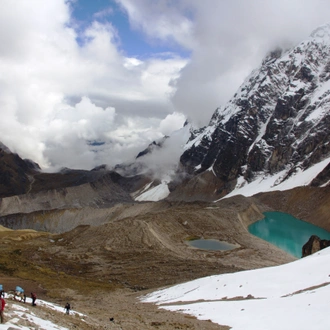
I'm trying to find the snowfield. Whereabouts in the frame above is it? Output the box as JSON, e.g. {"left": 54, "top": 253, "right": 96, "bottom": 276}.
{"left": 223, "top": 155, "right": 330, "bottom": 199}
{"left": 142, "top": 247, "right": 330, "bottom": 330}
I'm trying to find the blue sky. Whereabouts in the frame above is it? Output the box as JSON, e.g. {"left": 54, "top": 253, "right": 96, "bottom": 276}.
{"left": 70, "top": 0, "right": 189, "bottom": 58}
{"left": 0, "top": 0, "right": 330, "bottom": 172}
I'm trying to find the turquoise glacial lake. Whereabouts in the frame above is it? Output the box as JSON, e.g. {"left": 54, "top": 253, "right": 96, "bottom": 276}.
{"left": 248, "top": 211, "right": 330, "bottom": 258}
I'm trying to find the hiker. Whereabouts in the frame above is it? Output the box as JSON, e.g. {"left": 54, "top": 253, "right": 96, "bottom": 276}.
{"left": 15, "top": 286, "right": 24, "bottom": 301}
{"left": 64, "top": 302, "right": 71, "bottom": 315}
{"left": 31, "top": 292, "right": 37, "bottom": 306}
{"left": 0, "top": 296, "right": 5, "bottom": 323}
{"left": 22, "top": 293, "right": 26, "bottom": 303}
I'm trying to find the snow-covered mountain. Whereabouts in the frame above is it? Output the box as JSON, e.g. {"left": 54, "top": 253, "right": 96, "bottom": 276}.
{"left": 175, "top": 24, "right": 330, "bottom": 200}
{"left": 2, "top": 24, "right": 330, "bottom": 204}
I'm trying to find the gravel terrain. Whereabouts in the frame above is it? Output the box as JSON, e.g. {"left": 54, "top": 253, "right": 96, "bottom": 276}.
{"left": 0, "top": 187, "right": 328, "bottom": 329}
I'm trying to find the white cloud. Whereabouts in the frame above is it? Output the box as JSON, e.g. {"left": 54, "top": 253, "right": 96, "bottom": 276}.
{"left": 134, "top": 124, "right": 191, "bottom": 182}
{"left": 116, "top": 0, "right": 195, "bottom": 49}
{"left": 0, "top": 0, "right": 187, "bottom": 170}
{"left": 1, "top": 0, "right": 330, "bottom": 171}
{"left": 159, "top": 112, "right": 186, "bottom": 136}
{"left": 117, "top": 0, "right": 330, "bottom": 126}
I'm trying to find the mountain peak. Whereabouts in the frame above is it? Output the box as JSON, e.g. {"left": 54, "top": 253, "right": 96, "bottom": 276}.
{"left": 178, "top": 24, "right": 330, "bottom": 200}
{"left": 310, "top": 23, "right": 330, "bottom": 42}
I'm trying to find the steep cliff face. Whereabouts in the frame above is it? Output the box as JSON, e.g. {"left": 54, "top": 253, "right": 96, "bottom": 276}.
{"left": 180, "top": 25, "right": 330, "bottom": 197}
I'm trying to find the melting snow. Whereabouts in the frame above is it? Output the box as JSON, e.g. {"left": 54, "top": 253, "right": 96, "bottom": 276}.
{"left": 142, "top": 247, "right": 330, "bottom": 330}
{"left": 135, "top": 181, "right": 170, "bottom": 201}
{"left": 222, "top": 156, "right": 330, "bottom": 199}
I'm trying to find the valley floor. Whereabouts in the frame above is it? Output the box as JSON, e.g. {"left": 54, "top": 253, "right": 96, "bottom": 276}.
{"left": 0, "top": 190, "right": 322, "bottom": 329}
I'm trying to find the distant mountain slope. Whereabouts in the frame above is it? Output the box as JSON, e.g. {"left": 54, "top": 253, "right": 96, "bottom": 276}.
{"left": 179, "top": 24, "right": 330, "bottom": 199}
{"left": 0, "top": 143, "right": 154, "bottom": 214}
{"left": 0, "top": 144, "right": 39, "bottom": 197}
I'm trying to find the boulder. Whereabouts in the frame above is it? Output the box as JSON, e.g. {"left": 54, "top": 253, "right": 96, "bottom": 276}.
{"left": 302, "top": 235, "right": 330, "bottom": 257}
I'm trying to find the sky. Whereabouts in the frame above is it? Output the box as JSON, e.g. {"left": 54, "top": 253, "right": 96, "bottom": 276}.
{"left": 1, "top": 0, "right": 330, "bottom": 171}
{"left": 141, "top": 247, "right": 330, "bottom": 330}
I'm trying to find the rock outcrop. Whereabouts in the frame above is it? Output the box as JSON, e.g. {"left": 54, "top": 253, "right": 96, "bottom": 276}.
{"left": 302, "top": 235, "right": 330, "bottom": 257}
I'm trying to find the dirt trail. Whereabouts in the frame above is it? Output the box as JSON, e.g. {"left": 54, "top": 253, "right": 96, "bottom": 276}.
{"left": 63, "top": 288, "right": 231, "bottom": 330}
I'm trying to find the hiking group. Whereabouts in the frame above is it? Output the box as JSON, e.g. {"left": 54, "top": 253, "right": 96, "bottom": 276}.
{"left": 13, "top": 287, "right": 36, "bottom": 306}
{"left": 0, "top": 284, "right": 72, "bottom": 325}
{"left": 0, "top": 285, "right": 37, "bottom": 324}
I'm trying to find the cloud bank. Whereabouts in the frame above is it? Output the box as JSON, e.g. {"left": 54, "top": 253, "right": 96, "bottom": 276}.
{"left": 0, "top": 0, "right": 186, "bottom": 170}
{"left": 0, "top": 0, "right": 330, "bottom": 171}
{"left": 119, "top": 0, "right": 330, "bottom": 126}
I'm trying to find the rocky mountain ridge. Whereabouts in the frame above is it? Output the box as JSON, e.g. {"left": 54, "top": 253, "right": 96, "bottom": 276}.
{"left": 1, "top": 25, "right": 330, "bottom": 208}
{"left": 0, "top": 144, "right": 155, "bottom": 219}
{"left": 178, "top": 24, "right": 330, "bottom": 199}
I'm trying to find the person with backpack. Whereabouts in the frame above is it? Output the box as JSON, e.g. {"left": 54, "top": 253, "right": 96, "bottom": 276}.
{"left": 31, "top": 292, "right": 36, "bottom": 306}
{"left": 0, "top": 296, "right": 5, "bottom": 323}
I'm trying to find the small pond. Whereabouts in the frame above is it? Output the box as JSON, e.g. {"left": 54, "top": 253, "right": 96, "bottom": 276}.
{"left": 186, "top": 238, "right": 239, "bottom": 251}
{"left": 248, "top": 211, "right": 330, "bottom": 258}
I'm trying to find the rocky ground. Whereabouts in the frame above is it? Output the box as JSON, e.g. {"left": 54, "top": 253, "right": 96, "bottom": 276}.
{"left": 0, "top": 187, "right": 328, "bottom": 329}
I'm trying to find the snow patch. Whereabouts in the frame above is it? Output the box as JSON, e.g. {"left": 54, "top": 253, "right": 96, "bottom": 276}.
{"left": 222, "top": 156, "right": 330, "bottom": 199}
{"left": 0, "top": 296, "right": 84, "bottom": 330}
{"left": 135, "top": 181, "right": 170, "bottom": 201}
